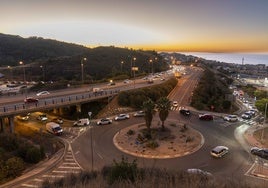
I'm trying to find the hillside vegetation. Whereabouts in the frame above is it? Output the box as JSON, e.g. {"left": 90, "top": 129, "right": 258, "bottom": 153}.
{"left": 0, "top": 33, "right": 168, "bottom": 83}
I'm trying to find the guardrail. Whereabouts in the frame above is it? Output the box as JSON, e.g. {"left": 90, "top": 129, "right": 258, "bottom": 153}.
{"left": 0, "top": 89, "right": 120, "bottom": 117}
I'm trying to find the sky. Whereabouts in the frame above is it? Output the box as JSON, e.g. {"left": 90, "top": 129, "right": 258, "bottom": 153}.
{"left": 1, "top": 0, "right": 268, "bottom": 52}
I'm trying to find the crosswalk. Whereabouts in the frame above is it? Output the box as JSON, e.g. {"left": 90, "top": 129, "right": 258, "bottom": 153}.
{"left": 220, "top": 118, "right": 258, "bottom": 127}
{"left": 19, "top": 145, "right": 82, "bottom": 188}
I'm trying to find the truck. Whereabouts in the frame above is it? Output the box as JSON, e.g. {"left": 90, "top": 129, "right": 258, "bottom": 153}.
{"left": 46, "top": 122, "right": 63, "bottom": 136}
{"left": 73, "top": 118, "right": 90, "bottom": 126}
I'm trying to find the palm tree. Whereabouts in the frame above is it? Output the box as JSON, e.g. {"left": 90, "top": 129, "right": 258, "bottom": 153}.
{"left": 142, "top": 99, "right": 156, "bottom": 137}
{"left": 157, "top": 97, "right": 171, "bottom": 130}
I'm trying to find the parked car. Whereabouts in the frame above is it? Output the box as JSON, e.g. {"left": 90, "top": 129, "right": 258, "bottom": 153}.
{"left": 17, "top": 113, "right": 30, "bottom": 121}
{"left": 133, "top": 111, "right": 145, "bottom": 117}
{"left": 210, "top": 146, "right": 229, "bottom": 158}
{"left": 179, "top": 107, "right": 190, "bottom": 116}
{"left": 186, "top": 168, "right": 212, "bottom": 176}
{"left": 223, "top": 115, "right": 238, "bottom": 122}
{"left": 36, "top": 91, "right": 50, "bottom": 96}
{"left": 199, "top": 114, "right": 213, "bottom": 121}
{"left": 114, "top": 114, "right": 130, "bottom": 121}
{"left": 250, "top": 147, "right": 268, "bottom": 160}
{"left": 24, "top": 97, "right": 39, "bottom": 104}
{"left": 37, "top": 114, "right": 48, "bottom": 121}
{"left": 97, "top": 118, "right": 112, "bottom": 125}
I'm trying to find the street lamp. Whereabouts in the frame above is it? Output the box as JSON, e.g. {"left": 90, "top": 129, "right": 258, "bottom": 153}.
{"left": 149, "top": 59, "right": 153, "bottom": 74}
{"left": 40, "top": 65, "right": 45, "bottom": 81}
{"left": 19, "top": 61, "right": 26, "bottom": 83}
{"left": 121, "top": 61, "right": 124, "bottom": 72}
{"left": 7, "top": 66, "right": 13, "bottom": 81}
{"left": 81, "top": 57, "right": 87, "bottom": 84}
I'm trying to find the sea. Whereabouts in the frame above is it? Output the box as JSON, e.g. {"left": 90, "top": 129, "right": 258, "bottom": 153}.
{"left": 181, "top": 52, "right": 268, "bottom": 66}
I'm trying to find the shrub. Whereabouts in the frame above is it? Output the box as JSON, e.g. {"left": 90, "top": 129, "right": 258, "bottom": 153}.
{"left": 25, "top": 147, "right": 42, "bottom": 164}
{"left": 146, "top": 140, "right": 159, "bottom": 149}
{"left": 107, "top": 157, "right": 139, "bottom": 185}
{"left": 127, "top": 129, "right": 135, "bottom": 135}
{"left": 4, "top": 157, "right": 25, "bottom": 178}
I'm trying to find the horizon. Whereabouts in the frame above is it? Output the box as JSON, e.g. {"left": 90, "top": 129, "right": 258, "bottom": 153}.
{"left": 1, "top": 0, "right": 268, "bottom": 53}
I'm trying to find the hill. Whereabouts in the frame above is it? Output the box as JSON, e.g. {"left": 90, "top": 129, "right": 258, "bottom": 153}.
{"left": 0, "top": 33, "right": 167, "bottom": 83}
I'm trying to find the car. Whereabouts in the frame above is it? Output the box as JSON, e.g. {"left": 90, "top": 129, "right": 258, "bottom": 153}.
{"left": 241, "top": 113, "right": 251, "bottom": 119}
{"left": 186, "top": 168, "right": 212, "bottom": 176}
{"left": 24, "top": 97, "right": 39, "bottom": 103}
{"left": 36, "top": 91, "right": 50, "bottom": 96}
{"left": 97, "top": 118, "right": 112, "bottom": 125}
{"left": 223, "top": 115, "right": 238, "bottom": 122}
{"left": 247, "top": 110, "right": 256, "bottom": 116}
{"left": 133, "top": 111, "right": 145, "bottom": 117}
{"left": 250, "top": 147, "right": 268, "bottom": 160}
{"left": 199, "top": 114, "right": 213, "bottom": 121}
{"left": 179, "top": 107, "right": 190, "bottom": 116}
{"left": 114, "top": 114, "right": 130, "bottom": 121}
{"left": 107, "top": 82, "right": 115, "bottom": 86}
{"left": 73, "top": 118, "right": 90, "bottom": 126}
{"left": 17, "top": 113, "right": 30, "bottom": 121}
{"left": 123, "top": 79, "right": 131, "bottom": 84}
{"left": 37, "top": 114, "right": 48, "bottom": 121}
{"left": 172, "top": 101, "right": 178, "bottom": 107}
{"left": 210, "top": 146, "right": 229, "bottom": 158}
{"left": 53, "top": 118, "right": 63, "bottom": 124}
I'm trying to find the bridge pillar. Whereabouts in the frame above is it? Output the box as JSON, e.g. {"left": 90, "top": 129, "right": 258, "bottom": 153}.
{"left": 8, "top": 116, "right": 15, "bottom": 133}
{"left": 59, "top": 107, "right": 64, "bottom": 116}
{"left": 76, "top": 105, "right": 81, "bottom": 113}
{"left": 0, "top": 118, "right": 4, "bottom": 133}
{"left": 53, "top": 108, "right": 59, "bottom": 114}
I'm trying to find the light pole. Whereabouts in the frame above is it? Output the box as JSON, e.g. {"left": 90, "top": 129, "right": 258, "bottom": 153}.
{"left": 7, "top": 66, "right": 13, "bottom": 81}
{"left": 19, "top": 61, "right": 26, "bottom": 83}
{"left": 121, "top": 61, "right": 124, "bottom": 72}
{"left": 133, "top": 57, "right": 137, "bottom": 88}
{"left": 40, "top": 65, "right": 45, "bottom": 81}
{"left": 261, "top": 103, "right": 267, "bottom": 141}
{"left": 149, "top": 59, "right": 153, "bottom": 74}
{"left": 81, "top": 57, "right": 87, "bottom": 84}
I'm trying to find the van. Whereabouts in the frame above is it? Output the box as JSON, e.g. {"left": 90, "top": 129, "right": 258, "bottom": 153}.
{"left": 46, "top": 122, "right": 63, "bottom": 136}
{"left": 73, "top": 118, "right": 90, "bottom": 126}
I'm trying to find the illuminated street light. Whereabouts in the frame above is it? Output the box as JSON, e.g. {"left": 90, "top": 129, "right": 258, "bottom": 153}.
{"left": 81, "top": 57, "right": 87, "bottom": 84}
{"left": 19, "top": 61, "right": 26, "bottom": 83}
{"left": 121, "top": 61, "right": 124, "bottom": 72}
{"left": 7, "top": 66, "right": 13, "bottom": 81}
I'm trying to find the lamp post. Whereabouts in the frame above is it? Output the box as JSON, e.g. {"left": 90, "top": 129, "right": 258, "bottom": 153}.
{"left": 121, "top": 61, "right": 124, "bottom": 72}
{"left": 19, "top": 61, "right": 26, "bottom": 83}
{"left": 7, "top": 66, "right": 13, "bottom": 81}
{"left": 81, "top": 57, "right": 87, "bottom": 84}
{"left": 133, "top": 57, "right": 137, "bottom": 88}
{"left": 40, "top": 65, "right": 45, "bottom": 81}
{"left": 149, "top": 59, "right": 153, "bottom": 74}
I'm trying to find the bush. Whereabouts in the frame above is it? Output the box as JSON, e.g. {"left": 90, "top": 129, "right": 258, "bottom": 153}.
{"left": 25, "top": 147, "right": 42, "bottom": 164}
{"left": 127, "top": 129, "right": 135, "bottom": 135}
{"left": 146, "top": 140, "right": 159, "bottom": 149}
{"left": 107, "top": 157, "right": 139, "bottom": 185}
{"left": 4, "top": 157, "right": 25, "bottom": 178}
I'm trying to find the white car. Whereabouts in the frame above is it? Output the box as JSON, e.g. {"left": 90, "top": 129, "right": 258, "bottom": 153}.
{"left": 114, "top": 114, "right": 130, "bottom": 121}
{"left": 133, "top": 111, "right": 145, "bottom": 117}
{"left": 223, "top": 115, "right": 238, "bottom": 122}
{"left": 97, "top": 118, "right": 112, "bottom": 125}
{"left": 210, "top": 146, "right": 229, "bottom": 158}
{"left": 36, "top": 91, "right": 50, "bottom": 96}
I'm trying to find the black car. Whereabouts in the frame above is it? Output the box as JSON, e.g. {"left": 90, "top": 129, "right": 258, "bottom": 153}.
{"left": 251, "top": 147, "right": 268, "bottom": 160}
{"left": 179, "top": 107, "right": 190, "bottom": 116}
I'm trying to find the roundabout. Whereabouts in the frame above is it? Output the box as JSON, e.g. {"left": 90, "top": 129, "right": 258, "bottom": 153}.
{"left": 113, "top": 119, "right": 204, "bottom": 159}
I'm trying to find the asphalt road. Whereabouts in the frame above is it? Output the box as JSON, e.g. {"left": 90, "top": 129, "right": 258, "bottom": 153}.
{"left": 71, "top": 66, "right": 255, "bottom": 180}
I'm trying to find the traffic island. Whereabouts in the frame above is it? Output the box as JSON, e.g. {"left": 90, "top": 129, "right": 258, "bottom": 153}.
{"left": 113, "top": 119, "right": 204, "bottom": 159}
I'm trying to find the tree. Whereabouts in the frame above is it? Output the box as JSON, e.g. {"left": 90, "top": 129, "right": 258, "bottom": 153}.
{"left": 142, "top": 99, "right": 155, "bottom": 137}
{"left": 156, "top": 97, "right": 171, "bottom": 130}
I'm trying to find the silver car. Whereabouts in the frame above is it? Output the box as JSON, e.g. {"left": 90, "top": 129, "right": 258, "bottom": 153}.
{"left": 210, "top": 146, "right": 229, "bottom": 158}
{"left": 114, "top": 114, "right": 130, "bottom": 121}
